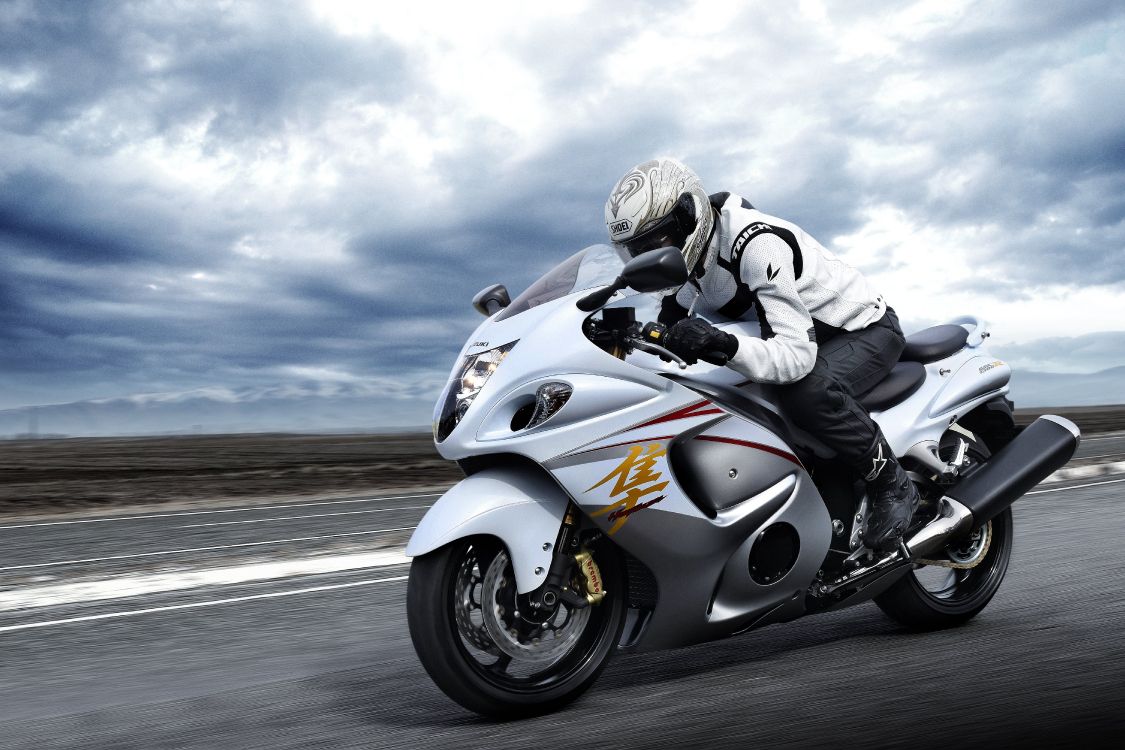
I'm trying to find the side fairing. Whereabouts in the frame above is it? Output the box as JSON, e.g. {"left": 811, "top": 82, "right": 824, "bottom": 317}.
{"left": 546, "top": 408, "right": 831, "bottom": 651}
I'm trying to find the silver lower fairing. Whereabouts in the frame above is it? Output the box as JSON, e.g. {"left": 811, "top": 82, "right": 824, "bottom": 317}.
{"left": 589, "top": 472, "right": 831, "bottom": 651}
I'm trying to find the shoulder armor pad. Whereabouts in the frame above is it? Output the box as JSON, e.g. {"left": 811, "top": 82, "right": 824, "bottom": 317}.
{"left": 708, "top": 192, "right": 755, "bottom": 211}
{"left": 730, "top": 222, "right": 804, "bottom": 280}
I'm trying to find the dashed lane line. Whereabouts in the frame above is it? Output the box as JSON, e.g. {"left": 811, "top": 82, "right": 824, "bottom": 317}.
{"left": 1027, "top": 477, "right": 1125, "bottom": 494}
{"left": 1044, "top": 460, "right": 1125, "bottom": 483}
{"left": 0, "top": 575, "right": 409, "bottom": 634}
{"left": 176, "top": 506, "right": 431, "bottom": 529}
{"left": 0, "top": 550, "right": 409, "bottom": 611}
{"left": 0, "top": 492, "right": 442, "bottom": 531}
{"left": 0, "top": 527, "right": 417, "bottom": 572}
{"left": 0, "top": 478, "right": 1120, "bottom": 633}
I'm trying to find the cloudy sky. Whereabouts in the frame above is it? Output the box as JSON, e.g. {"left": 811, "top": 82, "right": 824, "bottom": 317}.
{"left": 1, "top": 0, "right": 1123, "bottom": 429}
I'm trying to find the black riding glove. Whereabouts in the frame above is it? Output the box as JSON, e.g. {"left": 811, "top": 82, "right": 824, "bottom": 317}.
{"left": 663, "top": 317, "right": 739, "bottom": 366}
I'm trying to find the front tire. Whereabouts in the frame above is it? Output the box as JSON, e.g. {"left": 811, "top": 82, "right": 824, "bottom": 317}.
{"left": 407, "top": 537, "right": 627, "bottom": 718}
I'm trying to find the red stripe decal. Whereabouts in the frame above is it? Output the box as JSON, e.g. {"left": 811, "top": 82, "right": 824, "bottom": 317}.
{"left": 633, "top": 400, "right": 725, "bottom": 430}
{"left": 572, "top": 435, "right": 676, "bottom": 456}
{"left": 695, "top": 435, "right": 803, "bottom": 467}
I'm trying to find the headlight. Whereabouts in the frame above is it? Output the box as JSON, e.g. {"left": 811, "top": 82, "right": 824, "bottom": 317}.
{"left": 434, "top": 341, "right": 517, "bottom": 441}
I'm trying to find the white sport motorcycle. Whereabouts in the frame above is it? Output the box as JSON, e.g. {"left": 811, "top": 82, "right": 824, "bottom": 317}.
{"left": 406, "top": 244, "right": 1080, "bottom": 718}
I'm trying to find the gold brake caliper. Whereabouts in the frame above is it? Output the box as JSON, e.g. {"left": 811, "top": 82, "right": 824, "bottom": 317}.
{"left": 573, "top": 549, "right": 606, "bottom": 605}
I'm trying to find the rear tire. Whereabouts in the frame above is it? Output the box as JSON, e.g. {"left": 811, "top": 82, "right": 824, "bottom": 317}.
{"left": 875, "top": 433, "right": 1013, "bottom": 630}
{"left": 407, "top": 537, "right": 627, "bottom": 719}
{"left": 875, "top": 507, "right": 1013, "bottom": 630}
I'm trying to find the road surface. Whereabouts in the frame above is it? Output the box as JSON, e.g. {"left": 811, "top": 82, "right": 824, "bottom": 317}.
{"left": 0, "top": 434, "right": 1123, "bottom": 748}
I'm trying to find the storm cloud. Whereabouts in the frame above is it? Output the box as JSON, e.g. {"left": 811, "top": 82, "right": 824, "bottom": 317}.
{"left": 1, "top": 0, "right": 1123, "bottom": 428}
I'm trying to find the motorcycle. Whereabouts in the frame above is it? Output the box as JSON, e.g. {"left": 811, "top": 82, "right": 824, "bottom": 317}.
{"left": 406, "top": 244, "right": 1080, "bottom": 718}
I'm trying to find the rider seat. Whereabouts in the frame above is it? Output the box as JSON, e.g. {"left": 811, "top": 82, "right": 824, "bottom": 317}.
{"left": 858, "top": 361, "right": 926, "bottom": 412}
{"left": 900, "top": 324, "right": 969, "bottom": 363}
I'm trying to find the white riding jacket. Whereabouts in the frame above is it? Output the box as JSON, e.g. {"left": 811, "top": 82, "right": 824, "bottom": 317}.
{"left": 671, "top": 193, "right": 887, "bottom": 384}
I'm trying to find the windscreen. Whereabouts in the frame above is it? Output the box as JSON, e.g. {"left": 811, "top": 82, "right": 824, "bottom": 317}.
{"left": 494, "top": 244, "right": 625, "bottom": 321}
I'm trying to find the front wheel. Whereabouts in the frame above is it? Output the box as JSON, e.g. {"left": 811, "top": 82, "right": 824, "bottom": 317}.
{"left": 407, "top": 537, "right": 627, "bottom": 718}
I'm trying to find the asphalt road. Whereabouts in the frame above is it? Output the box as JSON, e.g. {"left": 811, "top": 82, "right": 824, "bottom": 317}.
{"left": 0, "top": 490, "right": 432, "bottom": 588}
{"left": 0, "top": 446, "right": 1123, "bottom": 747}
{"left": 3, "top": 431, "right": 1119, "bottom": 577}
{"left": 1066, "top": 430, "right": 1125, "bottom": 463}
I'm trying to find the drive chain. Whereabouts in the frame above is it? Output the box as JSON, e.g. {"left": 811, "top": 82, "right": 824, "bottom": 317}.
{"left": 916, "top": 522, "right": 992, "bottom": 569}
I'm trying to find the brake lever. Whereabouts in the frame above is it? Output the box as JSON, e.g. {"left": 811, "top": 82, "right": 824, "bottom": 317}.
{"left": 627, "top": 336, "right": 689, "bottom": 370}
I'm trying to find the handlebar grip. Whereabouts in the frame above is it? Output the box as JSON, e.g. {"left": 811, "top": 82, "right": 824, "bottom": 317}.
{"left": 700, "top": 350, "right": 731, "bottom": 367}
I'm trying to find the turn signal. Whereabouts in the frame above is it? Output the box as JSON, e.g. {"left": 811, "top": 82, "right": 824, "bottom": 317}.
{"left": 526, "top": 382, "right": 572, "bottom": 429}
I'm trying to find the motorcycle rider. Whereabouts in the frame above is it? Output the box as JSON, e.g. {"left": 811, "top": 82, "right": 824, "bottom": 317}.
{"left": 604, "top": 157, "right": 920, "bottom": 552}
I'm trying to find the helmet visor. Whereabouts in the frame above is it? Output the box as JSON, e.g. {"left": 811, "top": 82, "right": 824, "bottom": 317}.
{"left": 617, "top": 194, "right": 698, "bottom": 258}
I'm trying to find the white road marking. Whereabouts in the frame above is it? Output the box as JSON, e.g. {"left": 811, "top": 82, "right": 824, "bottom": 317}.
{"left": 0, "top": 575, "right": 409, "bottom": 634}
{"left": 176, "top": 506, "right": 432, "bottom": 529}
{"left": 1081, "top": 433, "right": 1125, "bottom": 442}
{"left": 1043, "top": 460, "right": 1125, "bottom": 484}
{"left": 1028, "top": 477, "right": 1125, "bottom": 494}
{"left": 0, "top": 550, "right": 410, "bottom": 611}
{"left": 0, "top": 492, "right": 442, "bottom": 531}
{"left": 0, "top": 527, "right": 417, "bottom": 572}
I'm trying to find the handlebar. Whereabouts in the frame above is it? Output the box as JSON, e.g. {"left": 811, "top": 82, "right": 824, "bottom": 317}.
{"left": 699, "top": 349, "right": 731, "bottom": 367}
{"left": 635, "top": 321, "right": 731, "bottom": 368}
{"left": 584, "top": 309, "right": 731, "bottom": 369}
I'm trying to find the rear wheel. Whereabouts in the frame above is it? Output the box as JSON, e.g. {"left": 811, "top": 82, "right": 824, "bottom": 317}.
{"left": 407, "top": 537, "right": 627, "bottom": 718}
{"left": 876, "top": 434, "right": 1014, "bottom": 630}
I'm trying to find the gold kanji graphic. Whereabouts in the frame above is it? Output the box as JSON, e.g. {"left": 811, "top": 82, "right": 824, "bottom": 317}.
{"left": 587, "top": 443, "right": 668, "bottom": 534}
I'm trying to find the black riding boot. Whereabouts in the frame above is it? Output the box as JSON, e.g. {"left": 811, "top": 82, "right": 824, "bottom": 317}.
{"left": 859, "top": 432, "right": 921, "bottom": 552}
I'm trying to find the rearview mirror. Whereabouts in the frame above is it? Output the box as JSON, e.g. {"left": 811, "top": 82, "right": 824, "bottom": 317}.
{"left": 576, "top": 246, "right": 688, "bottom": 312}
{"left": 620, "top": 246, "right": 688, "bottom": 293}
{"left": 472, "top": 283, "right": 511, "bottom": 316}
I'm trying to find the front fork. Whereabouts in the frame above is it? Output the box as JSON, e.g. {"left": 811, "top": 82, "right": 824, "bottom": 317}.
{"left": 519, "top": 503, "right": 606, "bottom": 616}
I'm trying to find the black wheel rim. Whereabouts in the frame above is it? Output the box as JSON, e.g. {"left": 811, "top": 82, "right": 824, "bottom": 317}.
{"left": 911, "top": 506, "right": 1012, "bottom": 612}
{"left": 445, "top": 540, "right": 615, "bottom": 694}
{"left": 908, "top": 438, "right": 1011, "bottom": 611}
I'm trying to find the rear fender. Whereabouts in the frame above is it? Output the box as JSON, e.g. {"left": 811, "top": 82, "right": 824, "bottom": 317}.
{"left": 958, "top": 395, "right": 1019, "bottom": 451}
{"left": 405, "top": 467, "right": 570, "bottom": 593}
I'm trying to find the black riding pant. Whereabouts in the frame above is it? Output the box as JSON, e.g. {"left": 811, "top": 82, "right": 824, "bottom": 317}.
{"left": 777, "top": 308, "right": 905, "bottom": 469}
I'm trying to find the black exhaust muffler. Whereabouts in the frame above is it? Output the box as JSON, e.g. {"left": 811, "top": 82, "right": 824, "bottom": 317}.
{"left": 946, "top": 415, "right": 1081, "bottom": 527}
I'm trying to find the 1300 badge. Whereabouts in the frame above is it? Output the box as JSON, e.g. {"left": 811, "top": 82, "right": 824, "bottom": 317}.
{"left": 978, "top": 360, "right": 1005, "bottom": 374}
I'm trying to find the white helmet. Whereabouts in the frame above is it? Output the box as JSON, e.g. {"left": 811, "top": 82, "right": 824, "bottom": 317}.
{"left": 604, "top": 157, "right": 714, "bottom": 273}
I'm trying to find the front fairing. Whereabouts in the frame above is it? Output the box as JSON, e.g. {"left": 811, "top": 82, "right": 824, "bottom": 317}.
{"left": 433, "top": 288, "right": 682, "bottom": 464}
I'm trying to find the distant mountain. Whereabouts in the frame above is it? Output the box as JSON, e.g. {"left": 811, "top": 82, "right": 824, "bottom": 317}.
{"left": 1, "top": 366, "right": 1121, "bottom": 438}
{"left": 0, "top": 383, "right": 438, "bottom": 438}
{"left": 1008, "top": 365, "right": 1125, "bottom": 408}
